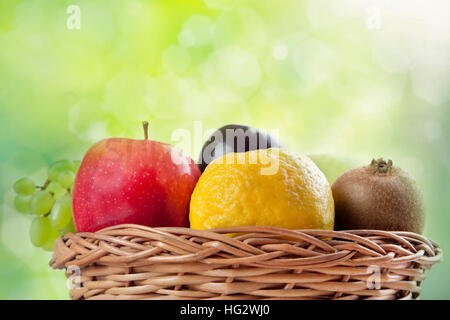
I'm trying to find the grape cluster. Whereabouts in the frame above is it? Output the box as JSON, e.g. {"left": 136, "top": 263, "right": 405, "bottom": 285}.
{"left": 12, "top": 160, "right": 80, "bottom": 251}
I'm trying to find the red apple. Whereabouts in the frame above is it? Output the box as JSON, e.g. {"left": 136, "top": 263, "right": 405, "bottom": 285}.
{"left": 72, "top": 122, "right": 201, "bottom": 232}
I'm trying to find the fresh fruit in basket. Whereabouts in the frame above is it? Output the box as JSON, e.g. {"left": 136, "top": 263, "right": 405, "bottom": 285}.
{"left": 190, "top": 148, "right": 334, "bottom": 230}
{"left": 72, "top": 122, "right": 201, "bottom": 232}
{"left": 198, "top": 124, "right": 284, "bottom": 172}
{"left": 39, "top": 125, "right": 441, "bottom": 301}
{"left": 332, "top": 158, "right": 425, "bottom": 233}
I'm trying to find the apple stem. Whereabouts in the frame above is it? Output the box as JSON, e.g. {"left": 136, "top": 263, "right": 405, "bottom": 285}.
{"left": 143, "top": 121, "right": 149, "bottom": 140}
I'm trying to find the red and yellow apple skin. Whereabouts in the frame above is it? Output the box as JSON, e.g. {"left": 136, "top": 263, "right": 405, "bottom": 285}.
{"left": 72, "top": 138, "right": 201, "bottom": 232}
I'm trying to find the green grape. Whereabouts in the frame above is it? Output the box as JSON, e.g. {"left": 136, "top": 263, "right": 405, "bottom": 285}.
{"left": 49, "top": 195, "right": 72, "bottom": 229}
{"left": 13, "top": 177, "right": 36, "bottom": 195}
{"left": 46, "top": 181, "right": 67, "bottom": 199}
{"left": 57, "top": 170, "right": 75, "bottom": 189}
{"left": 72, "top": 160, "right": 81, "bottom": 173}
{"left": 41, "top": 240, "right": 54, "bottom": 252}
{"left": 48, "top": 160, "right": 73, "bottom": 182}
{"left": 30, "top": 190, "right": 55, "bottom": 215}
{"left": 14, "top": 195, "right": 32, "bottom": 213}
{"left": 42, "top": 228, "right": 61, "bottom": 252}
{"left": 29, "top": 216, "right": 51, "bottom": 247}
{"left": 59, "top": 219, "right": 76, "bottom": 235}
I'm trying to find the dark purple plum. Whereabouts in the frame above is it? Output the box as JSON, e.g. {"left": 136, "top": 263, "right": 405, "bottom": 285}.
{"left": 198, "top": 124, "right": 284, "bottom": 172}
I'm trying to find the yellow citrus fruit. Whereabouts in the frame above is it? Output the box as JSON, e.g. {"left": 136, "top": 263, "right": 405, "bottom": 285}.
{"left": 189, "top": 148, "right": 334, "bottom": 230}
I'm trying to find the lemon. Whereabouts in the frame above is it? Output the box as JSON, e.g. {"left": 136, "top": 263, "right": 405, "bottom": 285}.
{"left": 189, "top": 148, "right": 334, "bottom": 230}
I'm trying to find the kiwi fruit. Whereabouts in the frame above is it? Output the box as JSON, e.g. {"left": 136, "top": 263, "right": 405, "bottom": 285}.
{"left": 332, "top": 158, "right": 425, "bottom": 234}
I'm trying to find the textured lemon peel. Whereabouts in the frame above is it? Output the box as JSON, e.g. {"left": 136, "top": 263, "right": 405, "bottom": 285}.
{"left": 189, "top": 149, "right": 335, "bottom": 231}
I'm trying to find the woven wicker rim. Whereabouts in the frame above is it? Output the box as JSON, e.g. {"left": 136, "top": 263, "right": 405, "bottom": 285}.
{"left": 51, "top": 224, "right": 442, "bottom": 300}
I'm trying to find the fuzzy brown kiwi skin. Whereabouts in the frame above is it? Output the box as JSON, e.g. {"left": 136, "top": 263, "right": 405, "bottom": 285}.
{"left": 331, "top": 159, "right": 425, "bottom": 234}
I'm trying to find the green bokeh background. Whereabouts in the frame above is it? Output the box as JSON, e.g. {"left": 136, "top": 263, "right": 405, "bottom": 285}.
{"left": 1, "top": 0, "right": 449, "bottom": 299}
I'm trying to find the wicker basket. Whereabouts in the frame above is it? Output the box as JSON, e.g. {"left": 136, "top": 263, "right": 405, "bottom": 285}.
{"left": 50, "top": 224, "right": 442, "bottom": 300}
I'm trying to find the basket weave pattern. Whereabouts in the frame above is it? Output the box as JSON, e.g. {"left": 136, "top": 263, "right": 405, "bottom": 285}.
{"left": 50, "top": 224, "right": 442, "bottom": 300}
